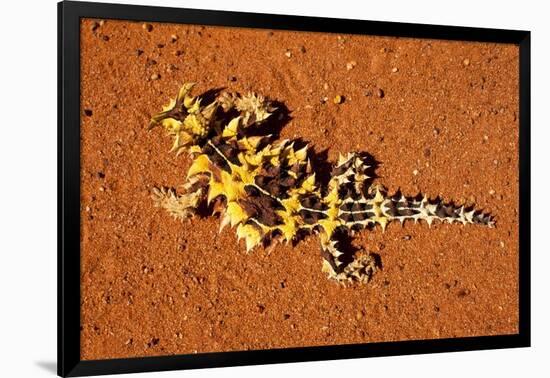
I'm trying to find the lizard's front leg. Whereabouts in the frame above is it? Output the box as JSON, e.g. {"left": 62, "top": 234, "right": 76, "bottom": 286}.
{"left": 319, "top": 231, "right": 378, "bottom": 284}
{"left": 151, "top": 173, "right": 209, "bottom": 220}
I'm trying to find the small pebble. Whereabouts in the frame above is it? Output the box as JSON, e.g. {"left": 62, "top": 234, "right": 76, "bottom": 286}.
{"left": 174, "top": 50, "right": 183, "bottom": 56}
{"left": 499, "top": 241, "right": 505, "bottom": 248}
{"left": 170, "top": 34, "right": 178, "bottom": 42}
{"left": 142, "top": 23, "right": 153, "bottom": 32}
{"left": 91, "top": 21, "right": 100, "bottom": 32}
{"left": 463, "top": 58, "right": 470, "bottom": 66}
{"left": 323, "top": 83, "right": 329, "bottom": 90}
{"left": 433, "top": 128, "right": 440, "bottom": 136}
{"left": 285, "top": 50, "right": 292, "bottom": 58}
{"left": 355, "top": 311, "right": 364, "bottom": 320}
{"left": 228, "top": 75, "right": 237, "bottom": 82}
{"left": 102, "top": 35, "right": 110, "bottom": 41}
{"left": 333, "top": 95, "right": 343, "bottom": 104}
{"left": 377, "top": 88, "right": 385, "bottom": 98}
{"left": 99, "top": 20, "right": 105, "bottom": 26}
{"left": 84, "top": 109, "right": 93, "bottom": 117}
{"left": 346, "top": 61, "right": 357, "bottom": 70}
{"left": 483, "top": 135, "right": 489, "bottom": 141}
{"left": 150, "top": 73, "right": 160, "bottom": 80}
{"left": 489, "top": 189, "right": 496, "bottom": 195}
{"left": 413, "top": 169, "right": 419, "bottom": 176}
{"left": 300, "top": 45, "right": 306, "bottom": 53}
{"left": 403, "top": 235, "right": 411, "bottom": 240}
{"left": 145, "top": 58, "right": 157, "bottom": 67}
{"left": 85, "top": 206, "right": 91, "bottom": 212}
{"left": 135, "top": 49, "right": 144, "bottom": 56}
{"left": 391, "top": 67, "right": 399, "bottom": 73}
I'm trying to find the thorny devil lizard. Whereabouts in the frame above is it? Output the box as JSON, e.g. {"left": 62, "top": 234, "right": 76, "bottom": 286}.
{"left": 148, "top": 82, "right": 494, "bottom": 285}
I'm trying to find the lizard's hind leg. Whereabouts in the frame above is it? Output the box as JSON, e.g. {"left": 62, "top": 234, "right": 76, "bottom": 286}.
{"left": 317, "top": 152, "right": 378, "bottom": 284}
{"left": 319, "top": 231, "right": 378, "bottom": 284}
{"left": 151, "top": 173, "right": 209, "bottom": 220}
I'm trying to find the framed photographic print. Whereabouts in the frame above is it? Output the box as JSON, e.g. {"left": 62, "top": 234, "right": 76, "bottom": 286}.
{"left": 58, "top": 1, "right": 530, "bottom": 376}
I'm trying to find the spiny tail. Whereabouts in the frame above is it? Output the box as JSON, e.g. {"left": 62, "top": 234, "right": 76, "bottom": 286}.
{"left": 382, "top": 192, "right": 494, "bottom": 227}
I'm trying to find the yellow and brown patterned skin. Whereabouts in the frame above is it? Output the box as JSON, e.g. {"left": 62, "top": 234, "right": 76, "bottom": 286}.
{"left": 149, "top": 83, "right": 494, "bottom": 285}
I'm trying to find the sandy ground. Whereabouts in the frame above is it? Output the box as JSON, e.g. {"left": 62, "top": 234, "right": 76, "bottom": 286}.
{"left": 79, "top": 18, "right": 519, "bottom": 360}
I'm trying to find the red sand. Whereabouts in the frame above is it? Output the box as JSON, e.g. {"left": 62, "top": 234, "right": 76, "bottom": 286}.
{"left": 80, "top": 19, "right": 519, "bottom": 360}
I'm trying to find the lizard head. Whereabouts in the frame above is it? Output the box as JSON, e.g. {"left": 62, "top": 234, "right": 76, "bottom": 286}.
{"left": 149, "top": 82, "right": 277, "bottom": 156}
{"left": 148, "top": 82, "right": 218, "bottom": 155}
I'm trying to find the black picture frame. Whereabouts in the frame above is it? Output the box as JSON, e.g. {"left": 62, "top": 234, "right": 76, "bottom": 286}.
{"left": 58, "top": 1, "right": 531, "bottom": 376}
